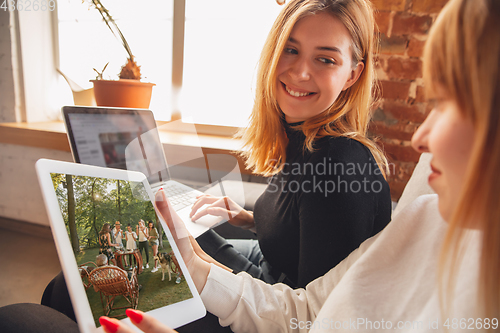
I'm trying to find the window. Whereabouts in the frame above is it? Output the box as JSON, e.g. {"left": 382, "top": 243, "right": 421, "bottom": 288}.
{"left": 57, "top": 0, "right": 173, "bottom": 120}
{"left": 56, "top": 0, "right": 283, "bottom": 128}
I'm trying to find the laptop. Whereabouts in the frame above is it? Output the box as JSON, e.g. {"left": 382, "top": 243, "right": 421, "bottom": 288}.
{"left": 62, "top": 105, "right": 223, "bottom": 238}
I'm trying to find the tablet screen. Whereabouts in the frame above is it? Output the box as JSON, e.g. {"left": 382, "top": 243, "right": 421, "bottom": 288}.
{"left": 50, "top": 172, "right": 193, "bottom": 327}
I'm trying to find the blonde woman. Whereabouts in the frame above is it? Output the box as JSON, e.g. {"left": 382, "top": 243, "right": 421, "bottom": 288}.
{"left": 192, "top": 0, "right": 391, "bottom": 289}
{"left": 99, "top": 0, "right": 500, "bottom": 331}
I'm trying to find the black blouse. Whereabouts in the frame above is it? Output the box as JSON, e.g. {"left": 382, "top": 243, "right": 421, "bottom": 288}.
{"left": 254, "top": 124, "right": 392, "bottom": 287}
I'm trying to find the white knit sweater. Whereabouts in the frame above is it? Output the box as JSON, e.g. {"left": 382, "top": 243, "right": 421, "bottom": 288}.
{"left": 201, "top": 195, "right": 482, "bottom": 332}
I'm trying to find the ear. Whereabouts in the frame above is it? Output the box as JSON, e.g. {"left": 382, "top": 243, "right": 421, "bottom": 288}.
{"left": 342, "top": 61, "right": 364, "bottom": 91}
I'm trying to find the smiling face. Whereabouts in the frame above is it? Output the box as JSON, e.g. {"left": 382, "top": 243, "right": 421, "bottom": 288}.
{"left": 411, "top": 89, "right": 475, "bottom": 221}
{"left": 275, "top": 12, "right": 364, "bottom": 123}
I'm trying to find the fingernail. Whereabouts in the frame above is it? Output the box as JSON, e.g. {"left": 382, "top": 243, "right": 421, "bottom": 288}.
{"left": 155, "top": 189, "right": 165, "bottom": 202}
{"left": 126, "top": 309, "right": 143, "bottom": 324}
{"left": 99, "top": 317, "right": 119, "bottom": 333}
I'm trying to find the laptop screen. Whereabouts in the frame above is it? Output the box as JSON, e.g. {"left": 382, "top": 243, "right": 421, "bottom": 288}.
{"left": 62, "top": 106, "right": 170, "bottom": 186}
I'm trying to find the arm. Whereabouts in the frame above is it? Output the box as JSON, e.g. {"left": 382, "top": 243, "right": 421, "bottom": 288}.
{"left": 107, "top": 233, "right": 117, "bottom": 247}
{"left": 200, "top": 228, "right": 377, "bottom": 333}
{"left": 155, "top": 188, "right": 345, "bottom": 331}
{"left": 103, "top": 188, "right": 377, "bottom": 333}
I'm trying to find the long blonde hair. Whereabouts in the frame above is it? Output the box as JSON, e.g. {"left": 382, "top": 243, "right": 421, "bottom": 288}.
{"left": 423, "top": 0, "right": 500, "bottom": 319}
{"left": 239, "top": 0, "right": 388, "bottom": 177}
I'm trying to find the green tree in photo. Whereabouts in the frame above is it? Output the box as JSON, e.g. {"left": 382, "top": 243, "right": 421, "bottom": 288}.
{"left": 51, "top": 173, "right": 157, "bottom": 251}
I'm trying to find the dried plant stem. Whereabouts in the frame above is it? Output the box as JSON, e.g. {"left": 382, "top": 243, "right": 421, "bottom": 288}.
{"left": 90, "top": 0, "right": 133, "bottom": 60}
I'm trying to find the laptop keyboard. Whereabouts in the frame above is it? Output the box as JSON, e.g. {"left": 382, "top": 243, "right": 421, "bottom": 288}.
{"left": 162, "top": 184, "right": 199, "bottom": 211}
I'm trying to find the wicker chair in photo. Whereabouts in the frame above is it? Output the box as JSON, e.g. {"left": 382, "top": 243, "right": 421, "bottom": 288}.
{"left": 78, "top": 261, "right": 97, "bottom": 290}
{"left": 88, "top": 266, "right": 139, "bottom": 318}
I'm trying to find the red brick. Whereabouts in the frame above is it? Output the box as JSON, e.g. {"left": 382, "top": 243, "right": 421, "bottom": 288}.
{"left": 379, "top": 80, "right": 411, "bottom": 100}
{"left": 392, "top": 13, "right": 432, "bottom": 35}
{"left": 425, "top": 101, "right": 434, "bottom": 114}
{"left": 388, "top": 180, "right": 406, "bottom": 201}
{"left": 372, "top": 106, "right": 398, "bottom": 125}
{"left": 415, "top": 85, "right": 426, "bottom": 103}
{"left": 371, "top": 0, "right": 406, "bottom": 12}
{"left": 382, "top": 142, "right": 421, "bottom": 163}
{"left": 383, "top": 100, "right": 427, "bottom": 123}
{"left": 388, "top": 176, "right": 415, "bottom": 200}
{"left": 369, "top": 121, "right": 415, "bottom": 141}
{"left": 386, "top": 57, "right": 422, "bottom": 80}
{"left": 379, "top": 33, "right": 408, "bottom": 55}
{"left": 407, "top": 37, "right": 426, "bottom": 58}
{"left": 387, "top": 160, "right": 418, "bottom": 200}
{"left": 412, "top": 0, "right": 449, "bottom": 14}
{"left": 375, "top": 11, "right": 391, "bottom": 35}
{"left": 374, "top": 56, "right": 385, "bottom": 72}
{"left": 387, "top": 161, "right": 414, "bottom": 184}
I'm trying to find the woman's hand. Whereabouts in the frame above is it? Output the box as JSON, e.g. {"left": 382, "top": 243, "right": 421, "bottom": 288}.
{"left": 155, "top": 189, "right": 232, "bottom": 293}
{"left": 100, "top": 309, "right": 176, "bottom": 333}
{"left": 189, "top": 194, "right": 255, "bottom": 230}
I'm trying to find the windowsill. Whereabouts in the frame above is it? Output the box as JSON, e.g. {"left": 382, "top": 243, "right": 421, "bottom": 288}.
{"left": 0, "top": 121, "right": 252, "bottom": 174}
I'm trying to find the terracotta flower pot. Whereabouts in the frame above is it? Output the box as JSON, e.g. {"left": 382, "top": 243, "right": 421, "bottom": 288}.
{"left": 91, "top": 79, "right": 155, "bottom": 109}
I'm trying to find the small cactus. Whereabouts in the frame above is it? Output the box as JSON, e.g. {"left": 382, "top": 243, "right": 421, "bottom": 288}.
{"left": 88, "top": 0, "right": 142, "bottom": 81}
{"left": 119, "top": 57, "right": 141, "bottom": 80}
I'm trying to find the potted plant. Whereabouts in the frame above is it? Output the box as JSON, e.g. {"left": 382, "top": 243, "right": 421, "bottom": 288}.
{"left": 88, "top": 0, "right": 155, "bottom": 109}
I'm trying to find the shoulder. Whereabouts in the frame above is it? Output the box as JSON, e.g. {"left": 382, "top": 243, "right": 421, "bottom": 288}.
{"left": 310, "top": 136, "right": 375, "bottom": 165}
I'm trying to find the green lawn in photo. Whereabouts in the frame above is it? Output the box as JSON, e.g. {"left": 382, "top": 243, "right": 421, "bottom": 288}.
{"left": 76, "top": 244, "right": 193, "bottom": 327}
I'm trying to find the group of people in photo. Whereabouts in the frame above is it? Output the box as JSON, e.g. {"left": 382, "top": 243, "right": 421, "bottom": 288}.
{"left": 99, "top": 220, "right": 161, "bottom": 273}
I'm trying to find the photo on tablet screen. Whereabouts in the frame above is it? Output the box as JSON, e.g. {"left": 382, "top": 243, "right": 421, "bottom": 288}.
{"left": 50, "top": 172, "right": 193, "bottom": 326}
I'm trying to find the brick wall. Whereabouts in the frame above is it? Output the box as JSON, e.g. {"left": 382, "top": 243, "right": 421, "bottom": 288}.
{"left": 369, "top": 0, "right": 449, "bottom": 201}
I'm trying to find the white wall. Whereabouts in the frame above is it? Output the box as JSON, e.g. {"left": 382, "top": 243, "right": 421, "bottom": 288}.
{"left": 0, "top": 10, "right": 16, "bottom": 123}
{"left": 0, "top": 10, "right": 68, "bottom": 227}
{"left": 0, "top": 143, "right": 73, "bottom": 226}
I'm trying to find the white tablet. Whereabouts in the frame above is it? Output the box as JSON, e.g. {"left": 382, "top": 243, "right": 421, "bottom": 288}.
{"left": 36, "top": 158, "right": 206, "bottom": 333}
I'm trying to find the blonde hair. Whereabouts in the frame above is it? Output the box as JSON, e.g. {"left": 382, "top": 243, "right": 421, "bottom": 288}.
{"left": 239, "top": 0, "right": 388, "bottom": 177}
{"left": 423, "top": 0, "right": 500, "bottom": 319}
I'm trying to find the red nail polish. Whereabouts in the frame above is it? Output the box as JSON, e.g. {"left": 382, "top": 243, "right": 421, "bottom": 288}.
{"left": 126, "top": 308, "right": 143, "bottom": 324}
{"left": 99, "top": 317, "right": 119, "bottom": 333}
